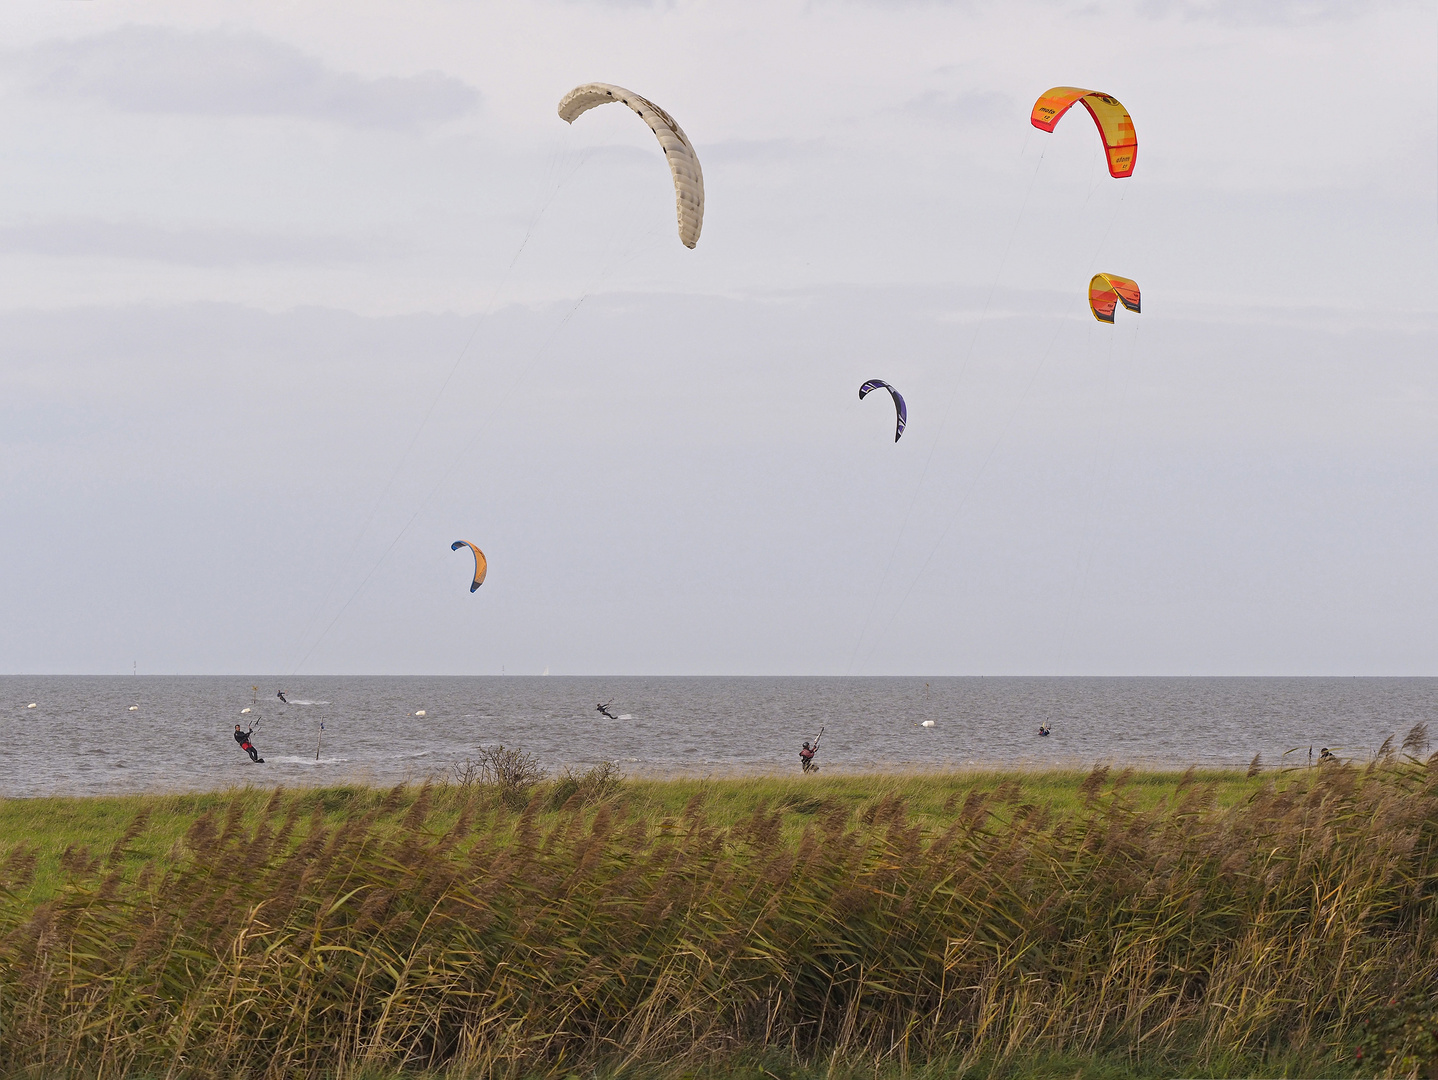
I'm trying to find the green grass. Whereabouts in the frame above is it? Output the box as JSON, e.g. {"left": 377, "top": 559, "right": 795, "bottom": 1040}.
{"left": 0, "top": 768, "right": 1264, "bottom": 904}
{"left": 0, "top": 761, "right": 1432, "bottom": 1079}
{"left": 618, "top": 766, "right": 1267, "bottom": 823}
{"left": 319, "top": 1045, "right": 1335, "bottom": 1080}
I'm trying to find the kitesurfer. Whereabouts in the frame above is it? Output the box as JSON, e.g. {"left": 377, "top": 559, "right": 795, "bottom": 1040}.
{"left": 277, "top": 691, "right": 288, "bottom": 704}
{"left": 596, "top": 701, "right": 618, "bottom": 720}
{"left": 234, "top": 724, "right": 264, "bottom": 763}
{"left": 800, "top": 726, "right": 824, "bottom": 772}
{"left": 1038, "top": 722, "right": 1051, "bottom": 737}
{"left": 1319, "top": 747, "right": 1335, "bottom": 763}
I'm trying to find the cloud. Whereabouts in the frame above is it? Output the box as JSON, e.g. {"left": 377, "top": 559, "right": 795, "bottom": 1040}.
{"left": 829, "top": 0, "right": 1397, "bottom": 21}
{"left": 1136, "top": 0, "right": 1405, "bottom": 22}
{"left": 13, "top": 25, "right": 479, "bottom": 129}
{"left": 0, "top": 219, "right": 393, "bottom": 266}
{"left": 892, "top": 89, "right": 1015, "bottom": 128}
{"left": 702, "top": 138, "right": 829, "bottom": 165}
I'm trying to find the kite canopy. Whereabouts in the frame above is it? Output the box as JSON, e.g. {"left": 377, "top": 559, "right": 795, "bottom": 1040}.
{"left": 1089, "top": 273, "right": 1141, "bottom": 323}
{"left": 859, "top": 380, "right": 908, "bottom": 442}
{"left": 558, "top": 82, "right": 705, "bottom": 249}
{"left": 1030, "top": 87, "right": 1137, "bottom": 178}
{"left": 450, "top": 540, "right": 488, "bottom": 593}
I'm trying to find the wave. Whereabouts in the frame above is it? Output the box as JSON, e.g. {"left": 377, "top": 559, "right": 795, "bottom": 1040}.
{"left": 616, "top": 714, "right": 635, "bottom": 720}
{"left": 286, "top": 700, "right": 330, "bottom": 706}
{"left": 270, "top": 755, "right": 347, "bottom": 766}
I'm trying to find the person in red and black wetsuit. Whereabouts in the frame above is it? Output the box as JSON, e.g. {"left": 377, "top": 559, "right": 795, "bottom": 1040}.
{"left": 234, "top": 724, "right": 263, "bottom": 763}
{"left": 799, "top": 741, "right": 817, "bottom": 772}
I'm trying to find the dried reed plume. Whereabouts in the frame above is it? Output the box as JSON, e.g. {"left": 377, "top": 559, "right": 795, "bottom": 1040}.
{"left": 2, "top": 757, "right": 1436, "bottom": 1079}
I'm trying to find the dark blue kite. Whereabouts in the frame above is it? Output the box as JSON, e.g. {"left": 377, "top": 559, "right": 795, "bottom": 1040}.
{"left": 859, "top": 380, "right": 907, "bottom": 442}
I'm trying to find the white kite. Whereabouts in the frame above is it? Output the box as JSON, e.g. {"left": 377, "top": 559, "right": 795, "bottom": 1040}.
{"left": 558, "top": 83, "right": 705, "bottom": 249}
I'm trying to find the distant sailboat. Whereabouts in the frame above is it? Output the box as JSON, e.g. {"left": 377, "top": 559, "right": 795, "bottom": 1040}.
{"left": 542, "top": 667, "right": 550, "bottom": 676}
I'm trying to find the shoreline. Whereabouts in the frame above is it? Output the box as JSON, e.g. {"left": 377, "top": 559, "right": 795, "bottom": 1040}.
{"left": 0, "top": 757, "right": 1287, "bottom": 800}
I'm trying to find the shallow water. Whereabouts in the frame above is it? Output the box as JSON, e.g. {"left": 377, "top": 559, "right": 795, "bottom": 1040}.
{"left": 1, "top": 676, "right": 1432, "bottom": 797}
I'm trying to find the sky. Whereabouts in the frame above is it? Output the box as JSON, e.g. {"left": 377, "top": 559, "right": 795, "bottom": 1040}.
{"left": 0, "top": 0, "right": 1435, "bottom": 676}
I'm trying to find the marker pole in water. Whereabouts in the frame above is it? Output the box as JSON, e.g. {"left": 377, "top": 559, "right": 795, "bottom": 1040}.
{"left": 316, "top": 721, "right": 324, "bottom": 762}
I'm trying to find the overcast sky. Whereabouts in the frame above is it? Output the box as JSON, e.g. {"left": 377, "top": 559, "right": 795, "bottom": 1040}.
{"left": 1, "top": 0, "right": 1435, "bottom": 676}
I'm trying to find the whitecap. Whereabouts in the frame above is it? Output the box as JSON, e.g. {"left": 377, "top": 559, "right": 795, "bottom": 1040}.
{"left": 270, "top": 755, "right": 347, "bottom": 766}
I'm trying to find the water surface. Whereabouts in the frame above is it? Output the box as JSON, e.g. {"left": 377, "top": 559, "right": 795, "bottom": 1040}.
{"left": 1, "top": 676, "right": 1432, "bottom": 797}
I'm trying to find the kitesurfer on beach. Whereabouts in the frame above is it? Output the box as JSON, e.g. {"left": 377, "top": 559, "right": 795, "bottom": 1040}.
{"left": 1319, "top": 747, "right": 1335, "bottom": 763}
{"left": 799, "top": 726, "right": 824, "bottom": 772}
{"left": 596, "top": 701, "right": 618, "bottom": 720}
{"left": 234, "top": 724, "right": 263, "bottom": 763}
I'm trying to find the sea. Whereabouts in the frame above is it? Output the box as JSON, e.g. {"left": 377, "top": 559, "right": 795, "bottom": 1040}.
{"left": 1, "top": 676, "right": 1433, "bottom": 798}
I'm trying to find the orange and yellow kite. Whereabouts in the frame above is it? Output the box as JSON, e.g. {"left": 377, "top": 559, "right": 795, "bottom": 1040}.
{"left": 1088, "top": 273, "right": 1141, "bottom": 323}
{"left": 1031, "top": 88, "right": 1137, "bottom": 178}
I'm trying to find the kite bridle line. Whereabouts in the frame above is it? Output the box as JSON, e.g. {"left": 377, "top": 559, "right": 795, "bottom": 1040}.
{"left": 853, "top": 171, "right": 1138, "bottom": 672}
{"left": 845, "top": 140, "right": 1048, "bottom": 675}
{"left": 1052, "top": 183, "right": 1140, "bottom": 668}
{"left": 860, "top": 313, "right": 1070, "bottom": 661}
{"left": 289, "top": 199, "right": 663, "bottom": 677}
{"left": 281, "top": 130, "right": 591, "bottom": 678}
{"left": 1057, "top": 313, "right": 1142, "bottom": 670}
{"left": 1056, "top": 320, "right": 1123, "bottom": 643}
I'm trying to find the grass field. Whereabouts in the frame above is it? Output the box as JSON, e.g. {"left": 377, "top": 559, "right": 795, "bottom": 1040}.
{"left": 0, "top": 766, "right": 1268, "bottom": 904}
{"left": 1, "top": 753, "right": 1435, "bottom": 1079}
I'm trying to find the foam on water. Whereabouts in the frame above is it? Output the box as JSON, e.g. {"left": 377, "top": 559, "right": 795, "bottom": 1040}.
{"left": 2, "top": 676, "right": 1432, "bottom": 797}
{"left": 268, "top": 755, "right": 347, "bottom": 767}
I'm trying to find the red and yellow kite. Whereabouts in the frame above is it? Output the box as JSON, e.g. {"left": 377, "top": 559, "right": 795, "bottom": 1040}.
{"left": 1088, "top": 273, "right": 1141, "bottom": 323}
{"left": 1031, "top": 88, "right": 1137, "bottom": 178}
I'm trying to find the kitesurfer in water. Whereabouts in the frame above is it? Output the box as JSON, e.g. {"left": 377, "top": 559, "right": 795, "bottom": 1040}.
{"left": 234, "top": 724, "right": 264, "bottom": 763}
{"left": 1038, "top": 722, "right": 1051, "bottom": 737}
{"left": 596, "top": 701, "right": 618, "bottom": 720}
{"left": 277, "top": 691, "right": 288, "bottom": 704}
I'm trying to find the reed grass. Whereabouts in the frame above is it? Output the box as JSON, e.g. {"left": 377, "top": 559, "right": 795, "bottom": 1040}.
{"left": 0, "top": 760, "right": 1434, "bottom": 1079}
{"left": 0, "top": 769, "right": 1262, "bottom": 905}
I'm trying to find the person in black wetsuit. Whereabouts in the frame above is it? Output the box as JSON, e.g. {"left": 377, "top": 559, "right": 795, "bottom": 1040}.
{"left": 277, "top": 691, "right": 288, "bottom": 704}
{"left": 234, "top": 724, "right": 263, "bottom": 763}
{"left": 596, "top": 701, "right": 618, "bottom": 720}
